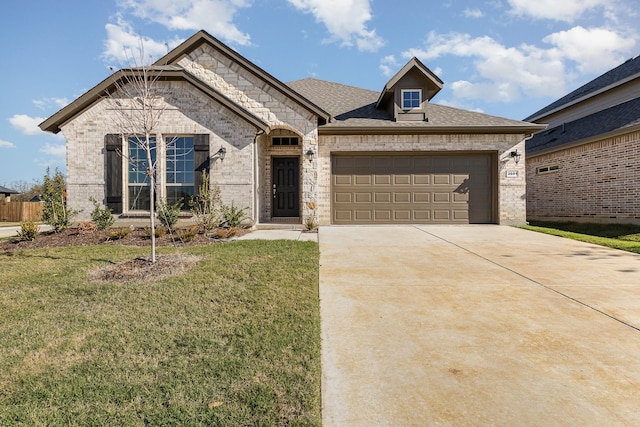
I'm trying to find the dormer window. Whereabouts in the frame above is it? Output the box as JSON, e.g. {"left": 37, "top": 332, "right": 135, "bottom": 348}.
{"left": 401, "top": 89, "right": 422, "bottom": 110}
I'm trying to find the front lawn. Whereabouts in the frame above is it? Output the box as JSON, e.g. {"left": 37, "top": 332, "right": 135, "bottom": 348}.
{"left": 0, "top": 240, "right": 320, "bottom": 426}
{"left": 523, "top": 221, "right": 640, "bottom": 254}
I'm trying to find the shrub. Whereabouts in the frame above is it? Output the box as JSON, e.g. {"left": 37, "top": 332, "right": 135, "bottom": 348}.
{"left": 211, "top": 227, "right": 237, "bottom": 239}
{"left": 89, "top": 197, "right": 115, "bottom": 230}
{"left": 178, "top": 226, "right": 198, "bottom": 243}
{"left": 107, "top": 228, "right": 131, "bottom": 241}
{"left": 189, "top": 170, "right": 223, "bottom": 233}
{"left": 146, "top": 226, "right": 167, "bottom": 238}
{"left": 16, "top": 221, "right": 38, "bottom": 241}
{"left": 304, "top": 215, "right": 318, "bottom": 232}
{"left": 41, "top": 168, "right": 77, "bottom": 233}
{"left": 157, "top": 199, "right": 182, "bottom": 229}
{"left": 221, "top": 202, "right": 247, "bottom": 228}
{"left": 77, "top": 221, "right": 98, "bottom": 234}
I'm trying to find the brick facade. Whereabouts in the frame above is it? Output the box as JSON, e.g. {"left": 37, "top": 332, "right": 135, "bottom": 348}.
{"left": 527, "top": 130, "right": 640, "bottom": 224}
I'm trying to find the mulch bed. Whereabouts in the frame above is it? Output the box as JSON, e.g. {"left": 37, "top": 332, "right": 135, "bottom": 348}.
{"left": 0, "top": 225, "right": 250, "bottom": 251}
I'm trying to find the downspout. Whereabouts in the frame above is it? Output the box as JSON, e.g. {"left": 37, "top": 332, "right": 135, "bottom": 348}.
{"left": 253, "top": 129, "right": 265, "bottom": 225}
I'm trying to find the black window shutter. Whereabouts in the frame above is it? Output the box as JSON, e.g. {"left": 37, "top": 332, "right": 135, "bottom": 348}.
{"left": 194, "top": 134, "right": 210, "bottom": 196}
{"left": 105, "top": 134, "right": 123, "bottom": 214}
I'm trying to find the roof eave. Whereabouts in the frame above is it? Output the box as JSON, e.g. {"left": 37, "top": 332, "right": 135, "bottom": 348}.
{"left": 40, "top": 68, "right": 269, "bottom": 134}
{"left": 527, "top": 123, "right": 640, "bottom": 157}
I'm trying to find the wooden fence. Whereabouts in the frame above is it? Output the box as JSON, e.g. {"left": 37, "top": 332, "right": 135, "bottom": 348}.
{"left": 0, "top": 202, "right": 43, "bottom": 222}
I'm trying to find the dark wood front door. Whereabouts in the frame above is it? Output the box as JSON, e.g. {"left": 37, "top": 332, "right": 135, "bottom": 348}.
{"left": 272, "top": 157, "right": 300, "bottom": 217}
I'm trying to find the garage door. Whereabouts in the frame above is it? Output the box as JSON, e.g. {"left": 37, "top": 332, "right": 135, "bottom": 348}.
{"left": 331, "top": 153, "right": 493, "bottom": 224}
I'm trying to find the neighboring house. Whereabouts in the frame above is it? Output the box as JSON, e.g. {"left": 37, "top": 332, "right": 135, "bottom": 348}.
{"left": 0, "top": 185, "right": 18, "bottom": 202}
{"left": 40, "top": 30, "right": 543, "bottom": 226}
{"left": 525, "top": 54, "right": 640, "bottom": 224}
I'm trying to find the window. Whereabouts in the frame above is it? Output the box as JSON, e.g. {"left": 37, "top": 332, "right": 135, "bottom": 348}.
{"left": 536, "top": 165, "right": 559, "bottom": 174}
{"left": 401, "top": 89, "right": 421, "bottom": 109}
{"left": 166, "top": 136, "right": 195, "bottom": 206}
{"left": 128, "top": 136, "right": 157, "bottom": 211}
{"left": 127, "top": 136, "right": 195, "bottom": 211}
{"left": 272, "top": 136, "right": 299, "bottom": 146}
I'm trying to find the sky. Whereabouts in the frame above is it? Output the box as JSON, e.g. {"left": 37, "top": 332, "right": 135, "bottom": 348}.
{"left": 1, "top": 0, "right": 638, "bottom": 187}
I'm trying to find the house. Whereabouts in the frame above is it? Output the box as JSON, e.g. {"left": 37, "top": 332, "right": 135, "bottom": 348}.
{"left": 40, "top": 30, "right": 543, "bottom": 226}
{"left": 0, "top": 185, "right": 18, "bottom": 203}
{"left": 525, "top": 55, "right": 640, "bottom": 224}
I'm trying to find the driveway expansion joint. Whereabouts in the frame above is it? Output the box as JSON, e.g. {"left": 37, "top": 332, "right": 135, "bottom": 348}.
{"left": 412, "top": 225, "right": 640, "bottom": 333}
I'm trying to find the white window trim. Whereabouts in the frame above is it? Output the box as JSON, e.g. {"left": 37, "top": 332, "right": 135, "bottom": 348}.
{"left": 401, "top": 89, "right": 422, "bottom": 110}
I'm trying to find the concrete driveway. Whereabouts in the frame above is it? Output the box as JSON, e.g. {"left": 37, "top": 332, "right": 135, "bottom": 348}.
{"left": 319, "top": 225, "right": 640, "bottom": 426}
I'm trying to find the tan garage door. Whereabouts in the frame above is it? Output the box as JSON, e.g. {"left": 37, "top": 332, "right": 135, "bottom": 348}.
{"left": 331, "top": 153, "right": 494, "bottom": 224}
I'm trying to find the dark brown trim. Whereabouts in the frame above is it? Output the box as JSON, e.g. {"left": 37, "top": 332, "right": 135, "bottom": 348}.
{"left": 39, "top": 68, "right": 269, "bottom": 134}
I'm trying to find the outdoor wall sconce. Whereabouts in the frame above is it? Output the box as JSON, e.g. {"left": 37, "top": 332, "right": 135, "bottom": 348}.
{"left": 510, "top": 149, "right": 521, "bottom": 165}
{"left": 305, "top": 149, "right": 315, "bottom": 162}
{"left": 216, "top": 146, "right": 226, "bottom": 161}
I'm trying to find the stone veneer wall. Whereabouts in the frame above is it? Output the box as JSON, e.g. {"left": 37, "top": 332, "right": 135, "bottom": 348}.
{"left": 317, "top": 133, "right": 527, "bottom": 225}
{"left": 62, "top": 81, "right": 258, "bottom": 222}
{"left": 62, "top": 43, "right": 320, "bottom": 224}
{"left": 526, "top": 130, "right": 640, "bottom": 224}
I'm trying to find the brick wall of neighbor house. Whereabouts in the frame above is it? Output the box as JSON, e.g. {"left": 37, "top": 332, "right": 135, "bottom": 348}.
{"left": 318, "top": 134, "right": 526, "bottom": 225}
{"left": 527, "top": 130, "right": 640, "bottom": 224}
{"left": 62, "top": 81, "right": 259, "bottom": 222}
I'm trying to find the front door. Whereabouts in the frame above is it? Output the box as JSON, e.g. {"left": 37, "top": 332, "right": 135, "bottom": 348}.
{"left": 272, "top": 157, "right": 300, "bottom": 217}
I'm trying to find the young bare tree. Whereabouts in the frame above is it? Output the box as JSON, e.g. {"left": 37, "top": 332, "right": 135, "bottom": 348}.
{"left": 107, "top": 48, "right": 168, "bottom": 263}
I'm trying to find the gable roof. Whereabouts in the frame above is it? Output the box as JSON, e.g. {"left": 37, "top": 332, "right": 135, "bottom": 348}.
{"left": 376, "top": 57, "right": 444, "bottom": 109}
{"left": 526, "top": 96, "right": 640, "bottom": 156}
{"left": 155, "top": 30, "right": 330, "bottom": 121}
{"left": 39, "top": 67, "right": 269, "bottom": 134}
{"left": 289, "top": 77, "right": 545, "bottom": 135}
{"left": 525, "top": 54, "right": 640, "bottom": 122}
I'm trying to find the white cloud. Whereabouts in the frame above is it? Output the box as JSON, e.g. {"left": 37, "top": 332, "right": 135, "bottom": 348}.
{"left": 287, "top": 0, "right": 384, "bottom": 52}
{"left": 39, "top": 143, "right": 66, "bottom": 158}
{"left": 507, "top": 0, "right": 608, "bottom": 22}
{"left": 9, "top": 115, "right": 46, "bottom": 135}
{"left": 32, "top": 97, "right": 69, "bottom": 110}
{"left": 103, "top": 18, "right": 184, "bottom": 64}
{"left": 117, "top": 0, "right": 252, "bottom": 46}
{"left": 403, "top": 32, "right": 566, "bottom": 102}
{"left": 543, "top": 26, "right": 637, "bottom": 73}
{"left": 401, "top": 26, "right": 636, "bottom": 105}
{"left": 463, "top": 8, "right": 484, "bottom": 18}
{"left": 379, "top": 55, "right": 400, "bottom": 77}
{"left": 0, "top": 139, "right": 15, "bottom": 148}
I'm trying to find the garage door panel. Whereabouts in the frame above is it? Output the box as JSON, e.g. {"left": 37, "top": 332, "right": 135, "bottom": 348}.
{"left": 394, "top": 193, "right": 411, "bottom": 203}
{"left": 375, "top": 175, "right": 391, "bottom": 185}
{"left": 394, "top": 175, "right": 411, "bottom": 185}
{"left": 394, "top": 210, "right": 411, "bottom": 221}
{"left": 355, "top": 192, "right": 372, "bottom": 203}
{"left": 433, "top": 193, "right": 450, "bottom": 203}
{"left": 354, "top": 175, "right": 372, "bottom": 185}
{"left": 433, "top": 175, "right": 451, "bottom": 185}
{"left": 413, "top": 175, "right": 430, "bottom": 185}
{"left": 332, "top": 154, "right": 493, "bottom": 224}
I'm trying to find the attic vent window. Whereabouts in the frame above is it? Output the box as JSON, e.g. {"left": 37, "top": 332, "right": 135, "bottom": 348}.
{"left": 401, "top": 89, "right": 421, "bottom": 109}
{"left": 272, "top": 136, "right": 299, "bottom": 146}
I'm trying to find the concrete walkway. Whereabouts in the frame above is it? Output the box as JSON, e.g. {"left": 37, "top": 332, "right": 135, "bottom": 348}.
{"left": 319, "top": 225, "right": 640, "bottom": 426}
{"left": 236, "top": 229, "right": 317, "bottom": 242}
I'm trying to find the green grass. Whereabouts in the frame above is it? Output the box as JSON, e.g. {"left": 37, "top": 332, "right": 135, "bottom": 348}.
{"left": 0, "top": 241, "right": 321, "bottom": 426}
{"left": 523, "top": 221, "right": 640, "bottom": 254}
